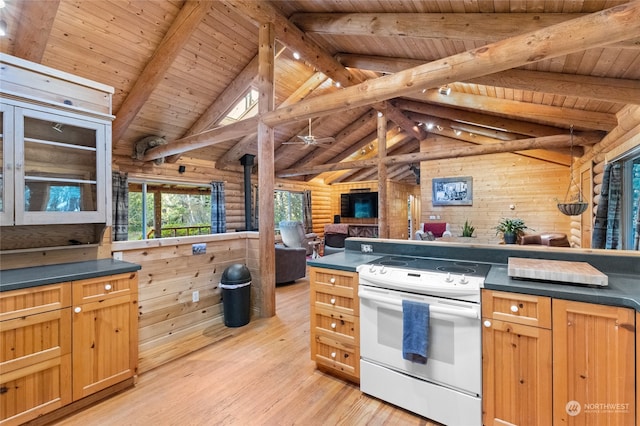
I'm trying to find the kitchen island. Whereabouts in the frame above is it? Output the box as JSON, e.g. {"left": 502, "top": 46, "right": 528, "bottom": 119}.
{"left": 308, "top": 237, "right": 640, "bottom": 425}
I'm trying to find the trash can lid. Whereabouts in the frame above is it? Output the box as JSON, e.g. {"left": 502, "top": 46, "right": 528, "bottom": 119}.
{"left": 221, "top": 263, "right": 251, "bottom": 285}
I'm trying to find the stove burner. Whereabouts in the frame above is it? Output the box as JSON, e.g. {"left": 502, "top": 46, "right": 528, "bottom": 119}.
{"left": 454, "top": 262, "right": 480, "bottom": 267}
{"left": 379, "top": 260, "right": 409, "bottom": 266}
{"left": 436, "top": 266, "right": 476, "bottom": 274}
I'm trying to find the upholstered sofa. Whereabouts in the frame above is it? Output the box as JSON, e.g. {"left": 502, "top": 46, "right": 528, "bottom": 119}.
{"left": 414, "top": 222, "right": 452, "bottom": 240}
{"left": 275, "top": 244, "right": 307, "bottom": 285}
{"left": 323, "top": 223, "right": 349, "bottom": 255}
{"left": 519, "top": 233, "right": 570, "bottom": 247}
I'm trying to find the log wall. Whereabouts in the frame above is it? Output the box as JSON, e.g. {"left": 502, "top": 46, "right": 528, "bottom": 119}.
{"left": 419, "top": 137, "right": 572, "bottom": 244}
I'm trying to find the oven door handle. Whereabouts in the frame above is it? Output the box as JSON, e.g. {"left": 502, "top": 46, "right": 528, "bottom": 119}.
{"left": 359, "top": 290, "right": 480, "bottom": 319}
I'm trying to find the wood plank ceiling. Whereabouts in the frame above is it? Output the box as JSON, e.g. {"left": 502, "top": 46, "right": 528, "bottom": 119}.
{"left": 1, "top": 0, "right": 639, "bottom": 185}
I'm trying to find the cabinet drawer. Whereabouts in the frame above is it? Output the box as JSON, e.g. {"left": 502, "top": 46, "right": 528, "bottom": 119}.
{"left": 313, "top": 290, "right": 358, "bottom": 316}
{"left": 313, "top": 306, "right": 358, "bottom": 342}
{"left": 312, "top": 268, "right": 357, "bottom": 293}
{"left": 313, "top": 334, "right": 359, "bottom": 379}
{"left": 0, "top": 283, "right": 71, "bottom": 322}
{"left": 72, "top": 272, "right": 137, "bottom": 305}
{"left": 482, "top": 290, "right": 551, "bottom": 329}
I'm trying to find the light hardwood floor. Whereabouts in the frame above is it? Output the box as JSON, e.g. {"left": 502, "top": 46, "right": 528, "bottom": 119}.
{"left": 54, "top": 278, "right": 440, "bottom": 426}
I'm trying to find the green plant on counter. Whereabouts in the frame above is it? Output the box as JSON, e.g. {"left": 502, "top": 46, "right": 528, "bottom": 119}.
{"left": 461, "top": 220, "right": 475, "bottom": 237}
{"left": 495, "top": 217, "right": 531, "bottom": 244}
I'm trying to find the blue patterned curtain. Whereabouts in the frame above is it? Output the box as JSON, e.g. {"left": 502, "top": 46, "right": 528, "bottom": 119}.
{"left": 112, "top": 172, "right": 128, "bottom": 241}
{"left": 303, "top": 190, "right": 313, "bottom": 233}
{"left": 592, "top": 163, "right": 622, "bottom": 249}
{"left": 210, "top": 181, "right": 226, "bottom": 233}
{"left": 634, "top": 194, "right": 640, "bottom": 250}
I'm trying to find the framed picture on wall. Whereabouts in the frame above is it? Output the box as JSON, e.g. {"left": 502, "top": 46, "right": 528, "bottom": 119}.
{"left": 432, "top": 176, "right": 473, "bottom": 206}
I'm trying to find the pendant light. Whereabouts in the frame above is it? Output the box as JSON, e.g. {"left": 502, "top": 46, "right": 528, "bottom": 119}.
{"left": 557, "top": 125, "right": 588, "bottom": 216}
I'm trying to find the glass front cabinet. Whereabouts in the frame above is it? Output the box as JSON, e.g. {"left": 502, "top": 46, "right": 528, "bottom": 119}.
{"left": 1, "top": 100, "right": 110, "bottom": 226}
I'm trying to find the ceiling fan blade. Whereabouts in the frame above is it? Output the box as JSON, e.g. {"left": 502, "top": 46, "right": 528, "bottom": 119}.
{"left": 282, "top": 141, "right": 307, "bottom": 145}
{"left": 312, "top": 137, "right": 335, "bottom": 144}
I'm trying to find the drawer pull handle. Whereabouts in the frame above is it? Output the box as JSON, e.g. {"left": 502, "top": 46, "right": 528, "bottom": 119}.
{"left": 510, "top": 305, "right": 519, "bottom": 313}
{"left": 74, "top": 307, "right": 82, "bottom": 314}
{"left": 330, "top": 298, "right": 336, "bottom": 305}
{"left": 483, "top": 320, "right": 492, "bottom": 328}
{"left": 329, "top": 277, "right": 336, "bottom": 284}
{"left": 330, "top": 352, "right": 336, "bottom": 359}
{"left": 105, "top": 284, "right": 112, "bottom": 291}
{"left": 331, "top": 322, "right": 336, "bottom": 329}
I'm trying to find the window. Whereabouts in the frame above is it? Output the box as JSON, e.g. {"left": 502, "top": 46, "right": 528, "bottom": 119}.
{"left": 274, "top": 190, "right": 304, "bottom": 228}
{"left": 128, "top": 181, "right": 211, "bottom": 240}
{"left": 622, "top": 155, "right": 640, "bottom": 249}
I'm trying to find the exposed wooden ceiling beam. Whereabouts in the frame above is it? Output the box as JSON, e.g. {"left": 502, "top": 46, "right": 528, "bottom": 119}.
{"left": 290, "top": 12, "right": 640, "bottom": 50}
{"left": 337, "top": 54, "right": 640, "bottom": 105}
{"left": 277, "top": 134, "right": 601, "bottom": 178}
{"left": 260, "top": 2, "right": 639, "bottom": 128}
{"left": 13, "top": 0, "right": 60, "bottom": 63}
{"left": 112, "top": 1, "right": 210, "bottom": 146}
{"left": 393, "top": 98, "right": 574, "bottom": 138}
{"left": 143, "top": 2, "right": 640, "bottom": 161}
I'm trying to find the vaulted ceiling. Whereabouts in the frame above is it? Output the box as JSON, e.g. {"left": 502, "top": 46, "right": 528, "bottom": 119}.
{"left": 1, "top": 0, "right": 639, "bottom": 185}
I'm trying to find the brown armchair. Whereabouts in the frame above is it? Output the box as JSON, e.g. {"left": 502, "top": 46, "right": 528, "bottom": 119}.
{"left": 519, "top": 233, "right": 570, "bottom": 247}
{"left": 275, "top": 244, "right": 307, "bottom": 285}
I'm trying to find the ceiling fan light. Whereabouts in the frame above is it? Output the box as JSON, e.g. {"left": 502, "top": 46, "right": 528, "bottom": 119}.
{"left": 426, "top": 123, "right": 434, "bottom": 130}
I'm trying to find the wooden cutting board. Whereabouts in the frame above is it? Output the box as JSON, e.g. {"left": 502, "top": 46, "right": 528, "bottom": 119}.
{"left": 508, "top": 257, "right": 608, "bottom": 287}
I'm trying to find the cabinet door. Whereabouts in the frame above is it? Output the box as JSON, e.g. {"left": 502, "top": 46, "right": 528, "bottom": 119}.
{"left": 553, "top": 300, "right": 635, "bottom": 425}
{"left": 14, "top": 106, "right": 107, "bottom": 225}
{"left": 72, "top": 274, "right": 138, "bottom": 400}
{"left": 0, "top": 103, "right": 15, "bottom": 226}
{"left": 482, "top": 318, "right": 552, "bottom": 426}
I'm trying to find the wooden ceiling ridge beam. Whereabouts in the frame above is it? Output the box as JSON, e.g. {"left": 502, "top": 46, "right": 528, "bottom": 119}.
{"left": 13, "top": 0, "right": 60, "bottom": 63}
{"left": 290, "top": 12, "right": 640, "bottom": 50}
{"left": 112, "top": 0, "right": 210, "bottom": 147}
{"left": 338, "top": 54, "right": 640, "bottom": 105}
{"left": 277, "top": 133, "right": 601, "bottom": 178}
{"left": 144, "top": 2, "right": 639, "bottom": 162}
{"left": 261, "top": 3, "right": 640, "bottom": 129}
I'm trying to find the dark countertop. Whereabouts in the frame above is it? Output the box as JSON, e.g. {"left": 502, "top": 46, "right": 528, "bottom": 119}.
{"left": 308, "top": 243, "right": 640, "bottom": 311}
{"left": 0, "top": 259, "right": 142, "bottom": 292}
{"left": 485, "top": 266, "right": 640, "bottom": 310}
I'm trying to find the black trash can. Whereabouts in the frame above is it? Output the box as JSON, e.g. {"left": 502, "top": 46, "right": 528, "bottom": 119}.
{"left": 220, "top": 264, "right": 252, "bottom": 327}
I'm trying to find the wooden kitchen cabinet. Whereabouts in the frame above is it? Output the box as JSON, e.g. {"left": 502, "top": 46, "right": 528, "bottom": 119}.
{"left": 0, "top": 283, "right": 72, "bottom": 426}
{"left": 553, "top": 299, "right": 635, "bottom": 425}
{"left": 72, "top": 272, "right": 139, "bottom": 400}
{"left": 482, "top": 290, "right": 552, "bottom": 426}
{"left": 482, "top": 290, "right": 636, "bottom": 426}
{"left": 309, "top": 266, "right": 360, "bottom": 383}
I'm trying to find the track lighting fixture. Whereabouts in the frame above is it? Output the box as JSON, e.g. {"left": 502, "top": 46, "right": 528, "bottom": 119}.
{"left": 438, "top": 85, "right": 451, "bottom": 96}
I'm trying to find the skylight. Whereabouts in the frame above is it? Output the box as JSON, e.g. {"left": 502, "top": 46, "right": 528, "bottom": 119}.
{"left": 220, "top": 89, "right": 259, "bottom": 125}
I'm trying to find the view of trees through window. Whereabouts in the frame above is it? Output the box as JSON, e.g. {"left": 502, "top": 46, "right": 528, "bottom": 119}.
{"left": 274, "top": 190, "right": 304, "bottom": 229}
{"left": 128, "top": 183, "right": 211, "bottom": 240}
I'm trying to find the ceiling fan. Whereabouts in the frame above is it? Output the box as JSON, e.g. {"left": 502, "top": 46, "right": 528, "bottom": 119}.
{"left": 282, "top": 118, "right": 335, "bottom": 146}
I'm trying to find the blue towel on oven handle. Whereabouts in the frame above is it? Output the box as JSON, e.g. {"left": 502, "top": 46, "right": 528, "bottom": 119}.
{"left": 402, "top": 299, "right": 430, "bottom": 364}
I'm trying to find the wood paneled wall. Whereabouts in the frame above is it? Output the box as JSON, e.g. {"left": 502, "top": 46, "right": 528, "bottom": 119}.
{"left": 418, "top": 137, "right": 572, "bottom": 244}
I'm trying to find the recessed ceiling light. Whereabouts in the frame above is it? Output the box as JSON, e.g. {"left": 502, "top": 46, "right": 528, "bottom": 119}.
{"left": 438, "top": 85, "right": 452, "bottom": 96}
{"left": 292, "top": 51, "right": 301, "bottom": 60}
{"left": 0, "top": 20, "right": 6, "bottom": 37}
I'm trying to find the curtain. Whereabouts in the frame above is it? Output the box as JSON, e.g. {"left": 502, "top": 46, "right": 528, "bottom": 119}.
{"left": 634, "top": 194, "right": 640, "bottom": 250}
{"left": 112, "top": 171, "right": 128, "bottom": 241}
{"left": 210, "top": 181, "right": 226, "bottom": 233}
{"left": 592, "top": 163, "right": 622, "bottom": 249}
{"left": 252, "top": 183, "right": 259, "bottom": 230}
{"left": 303, "top": 190, "right": 313, "bottom": 233}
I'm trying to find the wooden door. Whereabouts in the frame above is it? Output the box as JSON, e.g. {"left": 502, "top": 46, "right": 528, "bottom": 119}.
{"left": 553, "top": 300, "right": 635, "bottom": 425}
{"left": 482, "top": 318, "right": 552, "bottom": 426}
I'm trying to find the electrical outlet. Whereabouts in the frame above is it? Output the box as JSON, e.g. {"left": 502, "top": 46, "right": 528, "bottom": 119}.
{"left": 192, "top": 291, "right": 199, "bottom": 303}
{"left": 429, "top": 215, "right": 436, "bottom": 220}
{"left": 112, "top": 251, "right": 123, "bottom": 260}
{"left": 361, "top": 244, "right": 373, "bottom": 253}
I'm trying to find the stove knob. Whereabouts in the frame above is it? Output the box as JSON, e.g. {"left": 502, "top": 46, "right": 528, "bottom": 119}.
{"left": 444, "top": 273, "right": 454, "bottom": 283}
{"left": 380, "top": 265, "right": 387, "bottom": 274}
{"left": 369, "top": 264, "right": 376, "bottom": 273}
{"left": 459, "top": 275, "right": 469, "bottom": 285}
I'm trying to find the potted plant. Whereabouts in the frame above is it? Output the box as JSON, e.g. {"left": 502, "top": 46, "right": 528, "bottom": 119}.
{"left": 461, "top": 220, "right": 475, "bottom": 237}
{"left": 495, "top": 218, "right": 531, "bottom": 244}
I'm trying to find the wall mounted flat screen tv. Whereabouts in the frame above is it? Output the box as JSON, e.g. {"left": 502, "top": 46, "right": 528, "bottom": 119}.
{"left": 340, "top": 192, "right": 378, "bottom": 218}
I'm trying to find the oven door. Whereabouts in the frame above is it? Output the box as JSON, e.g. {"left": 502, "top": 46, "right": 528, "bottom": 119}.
{"left": 359, "top": 284, "right": 481, "bottom": 396}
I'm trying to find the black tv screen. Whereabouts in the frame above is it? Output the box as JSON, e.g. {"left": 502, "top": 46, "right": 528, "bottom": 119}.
{"left": 340, "top": 192, "right": 378, "bottom": 218}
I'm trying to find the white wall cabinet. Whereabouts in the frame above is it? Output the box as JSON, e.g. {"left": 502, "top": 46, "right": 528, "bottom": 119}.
{"left": 0, "top": 54, "right": 113, "bottom": 229}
